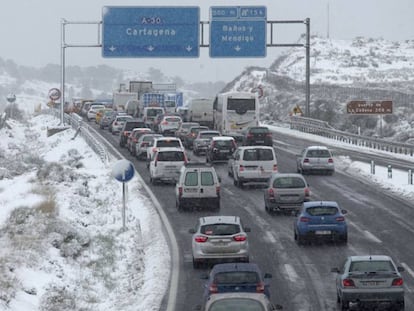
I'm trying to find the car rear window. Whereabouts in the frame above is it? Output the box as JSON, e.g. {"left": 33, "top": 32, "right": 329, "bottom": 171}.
{"left": 273, "top": 177, "right": 306, "bottom": 188}
{"left": 350, "top": 260, "right": 394, "bottom": 273}
{"left": 249, "top": 127, "right": 269, "bottom": 134}
{"left": 185, "top": 171, "right": 198, "bottom": 186}
{"left": 201, "top": 171, "right": 214, "bottom": 185}
{"left": 209, "top": 299, "right": 264, "bottom": 311}
{"left": 306, "top": 206, "right": 338, "bottom": 216}
{"left": 201, "top": 224, "right": 240, "bottom": 236}
{"left": 200, "top": 132, "right": 219, "bottom": 139}
{"left": 125, "top": 122, "right": 146, "bottom": 131}
{"left": 214, "top": 140, "right": 233, "bottom": 147}
{"left": 166, "top": 117, "right": 181, "bottom": 122}
{"left": 243, "top": 149, "right": 274, "bottom": 161}
{"left": 215, "top": 271, "right": 259, "bottom": 284}
{"left": 146, "top": 109, "right": 164, "bottom": 117}
{"left": 157, "top": 140, "right": 181, "bottom": 148}
{"left": 156, "top": 151, "right": 184, "bottom": 162}
{"left": 306, "top": 149, "right": 331, "bottom": 158}
{"left": 117, "top": 116, "right": 132, "bottom": 122}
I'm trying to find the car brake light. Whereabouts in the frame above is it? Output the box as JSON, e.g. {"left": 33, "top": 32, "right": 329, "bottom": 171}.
{"left": 184, "top": 154, "right": 188, "bottom": 164}
{"left": 335, "top": 216, "right": 345, "bottom": 222}
{"left": 247, "top": 133, "right": 253, "bottom": 138}
{"left": 268, "top": 188, "right": 275, "bottom": 198}
{"left": 195, "top": 235, "right": 208, "bottom": 243}
{"left": 209, "top": 283, "right": 218, "bottom": 294}
{"left": 300, "top": 217, "right": 310, "bottom": 222}
{"left": 273, "top": 164, "right": 278, "bottom": 171}
{"left": 304, "top": 187, "right": 310, "bottom": 197}
{"left": 233, "top": 235, "right": 247, "bottom": 242}
{"left": 342, "top": 279, "right": 355, "bottom": 287}
{"left": 154, "top": 156, "right": 158, "bottom": 167}
{"left": 256, "top": 282, "right": 265, "bottom": 293}
{"left": 162, "top": 121, "right": 168, "bottom": 125}
{"left": 178, "top": 186, "right": 183, "bottom": 198}
{"left": 239, "top": 165, "right": 245, "bottom": 172}
{"left": 216, "top": 186, "right": 220, "bottom": 195}
{"left": 265, "top": 133, "right": 272, "bottom": 137}
{"left": 392, "top": 278, "right": 403, "bottom": 286}
{"left": 114, "top": 122, "right": 118, "bottom": 125}
{"left": 152, "top": 147, "right": 157, "bottom": 153}
{"left": 304, "top": 158, "right": 310, "bottom": 163}
{"left": 328, "top": 158, "right": 334, "bottom": 163}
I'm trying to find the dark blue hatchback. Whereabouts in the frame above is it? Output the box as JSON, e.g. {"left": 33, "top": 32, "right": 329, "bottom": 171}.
{"left": 201, "top": 263, "right": 272, "bottom": 302}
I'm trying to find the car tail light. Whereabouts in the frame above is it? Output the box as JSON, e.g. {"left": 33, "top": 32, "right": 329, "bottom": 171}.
{"left": 178, "top": 186, "right": 183, "bottom": 198}
{"left": 184, "top": 153, "right": 188, "bottom": 164}
{"left": 233, "top": 234, "right": 247, "bottom": 242}
{"left": 191, "top": 133, "right": 196, "bottom": 137}
{"left": 152, "top": 147, "right": 157, "bottom": 153}
{"left": 161, "top": 121, "right": 168, "bottom": 125}
{"left": 239, "top": 165, "right": 245, "bottom": 172}
{"left": 303, "top": 158, "right": 310, "bottom": 163}
{"left": 335, "top": 216, "right": 345, "bottom": 222}
{"left": 194, "top": 235, "right": 208, "bottom": 243}
{"left": 265, "top": 133, "right": 272, "bottom": 137}
{"left": 141, "top": 142, "right": 149, "bottom": 147}
{"left": 392, "top": 278, "right": 403, "bottom": 286}
{"left": 123, "top": 131, "right": 130, "bottom": 136}
{"left": 304, "top": 187, "right": 310, "bottom": 197}
{"left": 247, "top": 133, "right": 253, "bottom": 138}
{"left": 256, "top": 282, "right": 265, "bottom": 293}
{"left": 300, "top": 217, "right": 310, "bottom": 222}
{"left": 216, "top": 186, "right": 220, "bottom": 196}
{"left": 268, "top": 188, "right": 275, "bottom": 198}
{"left": 209, "top": 283, "right": 218, "bottom": 294}
{"left": 132, "top": 138, "right": 137, "bottom": 143}
{"left": 273, "top": 164, "right": 278, "bottom": 171}
{"left": 342, "top": 279, "right": 355, "bottom": 287}
{"left": 328, "top": 158, "right": 334, "bottom": 163}
{"left": 114, "top": 121, "right": 118, "bottom": 125}
{"left": 232, "top": 141, "right": 237, "bottom": 149}
{"left": 154, "top": 156, "right": 158, "bottom": 167}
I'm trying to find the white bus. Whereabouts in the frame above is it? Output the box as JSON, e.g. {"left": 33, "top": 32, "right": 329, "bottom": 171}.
{"left": 213, "top": 91, "right": 260, "bottom": 135}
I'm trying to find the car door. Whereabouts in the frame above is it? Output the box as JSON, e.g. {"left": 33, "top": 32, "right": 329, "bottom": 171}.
{"left": 199, "top": 168, "right": 217, "bottom": 199}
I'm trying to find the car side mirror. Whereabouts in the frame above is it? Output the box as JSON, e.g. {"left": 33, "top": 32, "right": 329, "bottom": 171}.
{"left": 264, "top": 273, "right": 272, "bottom": 279}
{"left": 341, "top": 209, "right": 348, "bottom": 214}
{"left": 331, "top": 267, "right": 340, "bottom": 273}
{"left": 188, "top": 228, "right": 196, "bottom": 234}
{"left": 218, "top": 176, "right": 222, "bottom": 183}
{"left": 244, "top": 227, "right": 251, "bottom": 232}
{"left": 199, "top": 273, "right": 209, "bottom": 280}
{"left": 274, "top": 304, "right": 283, "bottom": 310}
{"left": 397, "top": 266, "right": 405, "bottom": 272}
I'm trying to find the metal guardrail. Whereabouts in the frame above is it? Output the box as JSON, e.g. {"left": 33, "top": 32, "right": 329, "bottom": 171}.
{"left": 289, "top": 116, "right": 414, "bottom": 157}
{"left": 45, "top": 108, "right": 111, "bottom": 163}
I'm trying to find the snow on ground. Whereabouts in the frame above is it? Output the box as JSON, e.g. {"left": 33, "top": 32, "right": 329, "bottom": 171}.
{"left": 0, "top": 113, "right": 413, "bottom": 311}
{"left": 0, "top": 114, "right": 169, "bottom": 311}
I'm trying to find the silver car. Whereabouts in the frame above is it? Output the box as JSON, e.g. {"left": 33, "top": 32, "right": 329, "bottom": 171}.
{"left": 135, "top": 134, "right": 162, "bottom": 160}
{"left": 201, "top": 293, "right": 283, "bottom": 311}
{"left": 264, "top": 173, "right": 310, "bottom": 214}
{"left": 296, "top": 145, "right": 335, "bottom": 175}
{"left": 332, "top": 255, "right": 405, "bottom": 310}
{"left": 189, "top": 216, "right": 250, "bottom": 269}
{"left": 192, "top": 130, "right": 221, "bottom": 156}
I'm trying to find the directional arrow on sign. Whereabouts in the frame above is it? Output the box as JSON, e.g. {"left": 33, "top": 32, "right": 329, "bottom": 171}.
{"left": 147, "top": 46, "right": 155, "bottom": 52}
{"left": 235, "top": 46, "right": 241, "bottom": 52}
{"left": 109, "top": 46, "right": 116, "bottom": 52}
{"left": 186, "top": 46, "right": 193, "bottom": 52}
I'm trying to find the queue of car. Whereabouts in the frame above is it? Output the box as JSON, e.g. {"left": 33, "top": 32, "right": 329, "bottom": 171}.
{"left": 84, "top": 106, "right": 405, "bottom": 311}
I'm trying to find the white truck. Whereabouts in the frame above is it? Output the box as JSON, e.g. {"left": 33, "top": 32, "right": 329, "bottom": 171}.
{"left": 113, "top": 91, "right": 138, "bottom": 112}
{"left": 188, "top": 98, "right": 214, "bottom": 128}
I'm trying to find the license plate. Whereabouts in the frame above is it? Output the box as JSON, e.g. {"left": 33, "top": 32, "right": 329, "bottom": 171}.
{"left": 315, "top": 230, "right": 331, "bottom": 235}
{"left": 257, "top": 140, "right": 264, "bottom": 144}
{"left": 220, "top": 150, "right": 229, "bottom": 153}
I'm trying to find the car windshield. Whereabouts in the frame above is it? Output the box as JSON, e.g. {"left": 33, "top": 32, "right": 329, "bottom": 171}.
{"left": 273, "top": 177, "right": 305, "bottom": 188}
{"left": 156, "top": 151, "right": 184, "bottom": 161}
{"left": 209, "top": 298, "right": 265, "bottom": 311}
{"left": 306, "top": 206, "right": 338, "bottom": 216}
{"left": 306, "top": 149, "right": 331, "bottom": 158}
{"left": 350, "top": 260, "right": 395, "bottom": 273}
{"left": 201, "top": 224, "right": 240, "bottom": 236}
{"left": 243, "top": 149, "right": 274, "bottom": 161}
{"left": 215, "top": 272, "right": 259, "bottom": 284}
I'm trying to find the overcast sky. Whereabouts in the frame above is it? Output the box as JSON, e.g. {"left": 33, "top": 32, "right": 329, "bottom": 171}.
{"left": 1, "top": 0, "right": 413, "bottom": 82}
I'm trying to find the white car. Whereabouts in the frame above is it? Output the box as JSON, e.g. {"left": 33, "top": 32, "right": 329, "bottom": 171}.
{"left": 86, "top": 104, "right": 105, "bottom": 121}
{"left": 228, "top": 146, "right": 278, "bottom": 188}
{"left": 158, "top": 115, "right": 182, "bottom": 135}
{"left": 110, "top": 115, "right": 133, "bottom": 135}
{"left": 146, "top": 136, "right": 184, "bottom": 165}
{"left": 149, "top": 147, "right": 187, "bottom": 184}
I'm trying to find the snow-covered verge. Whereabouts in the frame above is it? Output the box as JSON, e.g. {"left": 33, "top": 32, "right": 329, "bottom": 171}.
{"left": 0, "top": 114, "right": 169, "bottom": 311}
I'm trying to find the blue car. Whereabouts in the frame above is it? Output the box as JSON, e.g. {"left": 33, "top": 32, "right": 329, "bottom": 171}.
{"left": 201, "top": 263, "right": 272, "bottom": 302}
{"left": 293, "top": 201, "right": 348, "bottom": 245}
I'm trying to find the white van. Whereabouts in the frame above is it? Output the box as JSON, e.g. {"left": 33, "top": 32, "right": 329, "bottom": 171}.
{"left": 228, "top": 146, "right": 278, "bottom": 188}
{"left": 188, "top": 98, "right": 214, "bottom": 128}
{"left": 143, "top": 107, "right": 165, "bottom": 129}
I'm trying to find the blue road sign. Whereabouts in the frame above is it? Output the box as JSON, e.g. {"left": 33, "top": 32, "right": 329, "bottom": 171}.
{"left": 210, "top": 6, "right": 267, "bottom": 58}
{"left": 102, "top": 6, "right": 200, "bottom": 58}
{"left": 112, "top": 159, "right": 135, "bottom": 183}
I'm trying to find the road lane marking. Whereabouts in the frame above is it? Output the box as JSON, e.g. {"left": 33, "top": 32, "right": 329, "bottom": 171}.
{"left": 363, "top": 230, "right": 382, "bottom": 243}
{"left": 284, "top": 263, "right": 299, "bottom": 283}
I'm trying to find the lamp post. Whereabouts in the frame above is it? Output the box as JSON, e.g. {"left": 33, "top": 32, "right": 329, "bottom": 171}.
{"left": 6, "top": 93, "right": 16, "bottom": 119}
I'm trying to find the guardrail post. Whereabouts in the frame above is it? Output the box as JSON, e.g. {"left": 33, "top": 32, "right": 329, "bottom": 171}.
{"left": 387, "top": 165, "right": 392, "bottom": 178}
{"left": 409, "top": 169, "right": 413, "bottom": 185}
{"left": 371, "top": 160, "right": 375, "bottom": 175}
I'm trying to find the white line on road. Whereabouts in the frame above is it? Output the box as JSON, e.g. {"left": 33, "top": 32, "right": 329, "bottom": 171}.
{"left": 284, "top": 263, "right": 299, "bottom": 283}
{"left": 363, "top": 230, "right": 382, "bottom": 243}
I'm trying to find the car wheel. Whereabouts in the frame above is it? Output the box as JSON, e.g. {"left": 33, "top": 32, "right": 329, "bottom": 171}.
{"left": 192, "top": 257, "right": 201, "bottom": 269}
{"left": 150, "top": 177, "right": 156, "bottom": 185}
{"left": 340, "top": 233, "right": 348, "bottom": 244}
{"left": 213, "top": 202, "right": 220, "bottom": 211}
{"left": 336, "top": 293, "right": 340, "bottom": 303}
{"left": 296, "top": 232, "right": 305, "bottom": 245}
{"left": 176, "top": 200, "right": 183, "bottom": 212}
{"left": 340, "top": 299, "right": 349, "bottom": 310}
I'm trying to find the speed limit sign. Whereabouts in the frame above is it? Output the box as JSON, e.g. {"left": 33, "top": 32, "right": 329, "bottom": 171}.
{"left": 48, "top": 88, "right": 61, "bottom": 101}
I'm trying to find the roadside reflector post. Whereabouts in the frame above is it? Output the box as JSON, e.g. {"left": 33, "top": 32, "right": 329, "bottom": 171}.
{"left": 409, "top": 169, "right": 413, "bottom": 185}
{"left": 370, "top": 160, "right": 375, "bottom": 175}
{"left": 387, "top": 165, "right": 392, "bottom": 179}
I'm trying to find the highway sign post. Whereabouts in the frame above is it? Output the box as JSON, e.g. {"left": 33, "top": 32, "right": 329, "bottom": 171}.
{"left": 210, "top": 6, "right": 267, "bottom": 57}
{"left": 102, "top": 6, "right": 200, "bottom": 58}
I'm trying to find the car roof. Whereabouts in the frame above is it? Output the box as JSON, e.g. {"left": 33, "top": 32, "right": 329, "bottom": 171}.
{"left": 212, "top": 136, "right": 234, "bottom": 141}
{"left": 211, "top": 262, "right": 260, "bottom": 273}
{"left": 198, "top": 130, "right": 220, "bottom": 135}
{"left": 348, "top": 255, "right": 393, "bottom": 262}
{"left": 305, "top": 146, "right": 330, "bottom": 150}
{"left": 271, "top": 173, "right": 306, "bottom": 178}
{"left": 199, "top": 216, "right": 240, "bottom": 225}
{"left": 238, "top": 146, "right": 274, "bottom": 150}
{"left": 155, "top": 136, "right": 180, "bottom": 141}
{"left": 303, "top": 201, "right": 339, "bottom": 208}
{"left": 155, "top": 147, "right": 185, "bottom": 153}
{"left": 131, "top": 127, "right": 151, "bottom": 132}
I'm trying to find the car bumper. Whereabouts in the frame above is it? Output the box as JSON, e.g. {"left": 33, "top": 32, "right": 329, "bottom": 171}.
{"left": 193, "top": 249, "right": 249, "bottom": 262}
{"left": 178, "top": 197, "right": 219, "bottom": 208}
{"left": 266, "top": 200, "right": 303, "bottom": 212}
{"left": 341, "top": 288, "right": 404, "bottom": 305}
{"left": 297, "top": 226, "right": 347, "bottom": 241}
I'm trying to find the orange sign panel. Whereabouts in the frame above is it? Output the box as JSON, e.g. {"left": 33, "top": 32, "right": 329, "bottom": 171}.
{"left": 347, "top": 100, "right": 393, "bottom": 114}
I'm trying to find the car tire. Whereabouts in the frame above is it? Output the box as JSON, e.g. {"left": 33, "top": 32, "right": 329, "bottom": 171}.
{"left": 192, "top": 257, "right": 201, "bottom": 269}
{"left": 176, "top": 200, "right": 183, "bottom": 212}
{"left": 340, "top": 299, "right": 349, "bottom": 310}
{"left": 295, "top": 232, "right": 305, "bottom": 245}
{"left": 213, "top": 201, "right": 220, "bottom": 211}
{"left": 340, "top": 233, "right": 348, "bottom": 244}
{"left": 150, "top": 177, "right": 156, "bottom": 185}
